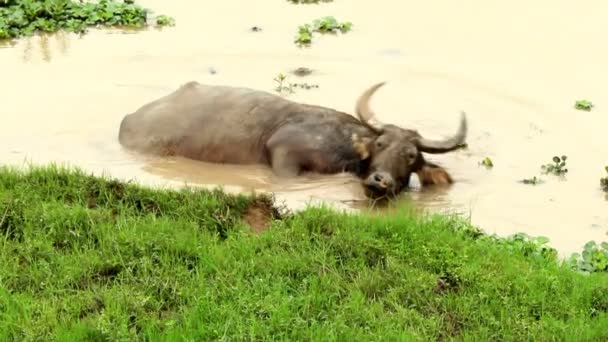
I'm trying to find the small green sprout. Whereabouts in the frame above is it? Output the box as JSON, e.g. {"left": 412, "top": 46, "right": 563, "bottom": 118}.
{"left": 273, "top": 73, "right": 294, "bottom": 94}
{"left": 273, "top": 72, "right": 319, "bottom": 93}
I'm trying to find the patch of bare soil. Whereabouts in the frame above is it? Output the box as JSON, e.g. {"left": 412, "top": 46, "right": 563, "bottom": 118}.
{"left": 241, "top": 197, "right": 282, "bottom": 233}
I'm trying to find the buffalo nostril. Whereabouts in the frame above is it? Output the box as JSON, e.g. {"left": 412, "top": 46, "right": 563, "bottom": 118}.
{"left": 371, "top": 174, "right": 392, "bottom": 189}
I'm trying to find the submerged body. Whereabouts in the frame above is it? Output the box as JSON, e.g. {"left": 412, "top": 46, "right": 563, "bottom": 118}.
{"left": 119, "top": 81, "right": 370, "bottom": 175}
{"left": 118, "top": 81, "right": 467, "bottom": 198}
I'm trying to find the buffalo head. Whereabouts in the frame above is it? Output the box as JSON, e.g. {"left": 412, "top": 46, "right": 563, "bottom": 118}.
{"left": 352, "top": 82, "right": 467, "bottom": 199}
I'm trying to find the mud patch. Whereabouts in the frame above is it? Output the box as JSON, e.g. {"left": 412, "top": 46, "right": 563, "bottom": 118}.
{"left": 241, "top": 197, "right": 282, "bottom": 233}
{"left": 291, "top": 67, "right": 313, "bottom": 77}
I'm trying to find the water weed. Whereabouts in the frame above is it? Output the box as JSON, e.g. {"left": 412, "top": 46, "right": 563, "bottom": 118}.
{"left": 0, "top": 0, "right": 174, "bottom": 40}
{"left": 0, "top": 164, "right": 606, "bottom": 340}
{"left": 295, "top": 16, "right": 352, "bottom": 47}
{"left": 541, "top": 155, "right": 568, "bottom": 176}
{"left": 575, "top": 99, "right": 594, "bottom": 111}
{"left": 520, "top": 176, "right": 543, "bottom": 185}
{"left": 600, "top": 166, "right": 608, "bottom": 192}
{"left": 479, "top": 157, "right": 494, "bottom": 168}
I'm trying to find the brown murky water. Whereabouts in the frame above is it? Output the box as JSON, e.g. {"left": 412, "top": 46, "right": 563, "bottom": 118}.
{"left": 1, "top": 0, "right": 607, "bottom": 256}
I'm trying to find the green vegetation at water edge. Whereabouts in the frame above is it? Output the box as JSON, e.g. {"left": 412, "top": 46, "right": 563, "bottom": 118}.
{"left": 0, "top": 0, "right": 174, "bottom": 40}
{"left": 0, "top": 164, "right": 607, "bottom": 340}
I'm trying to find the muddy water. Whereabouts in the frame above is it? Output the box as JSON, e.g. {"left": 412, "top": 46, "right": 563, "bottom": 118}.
{"left": 1, "top": 0, "right": 607, "bottom": 256}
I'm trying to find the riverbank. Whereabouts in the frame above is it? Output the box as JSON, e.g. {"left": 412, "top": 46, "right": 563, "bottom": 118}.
{"left": 1, "top": 164, "right": 606, "bottom": 340}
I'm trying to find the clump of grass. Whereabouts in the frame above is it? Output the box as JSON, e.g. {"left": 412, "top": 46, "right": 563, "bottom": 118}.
{"left": 295, "top": 16, "right": 352, "bottom": 47}
{"left": 575, "top": 99, "right": 594, "bottom": 111}
{"left": 541, "top": 155, "right": 568, "bottom": 176}
{"left": 0, "top": 0, "right": 174, "bottom": 40}
{"left": 600, "top": 166, "right": 608, "bottom": 192}
{"left": 0, "top": 164, "right": 607, "bottom": 340}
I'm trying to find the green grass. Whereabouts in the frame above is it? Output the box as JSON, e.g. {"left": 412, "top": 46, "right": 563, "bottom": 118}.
{"left": 0, "top": 0, "right": 174, "bottom": 40}
{"left": 0, "top": 164, "right": 607, "bottom": 340}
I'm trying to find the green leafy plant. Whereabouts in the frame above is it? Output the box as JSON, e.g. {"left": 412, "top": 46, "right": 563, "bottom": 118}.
{"left": 496, "top": 233, "right": 557, "bottom": 260}
{"left": 574, "top": 99, "right": 594, "bottom": 111}
{"left": 0, "top": 0, "right": 174, "bottom": 40}
{"left": 479, "top": 157, "right": 493, "bottom": 168}
{"left": 600, "top": 165, "right": 608, "bottom": 191}
{"left": 312, "top": 16, "right": 352, "bottom": 34}
{"left": 541, "top": 155, "right": 568, "bottom": 175}
{"left": 294, "top": 25, "right": 313, "bottom": 46}
{"left": 294, "top": 16, "right": 352, "bottom": 46}
{"left": 567, "top": 241, "right": 608, "bottom": 274}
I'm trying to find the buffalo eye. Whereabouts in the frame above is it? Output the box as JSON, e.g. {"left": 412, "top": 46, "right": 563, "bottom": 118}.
{"left": 375, "top": 140, "right": 384, "bottom": 149}
{"left": 402, "top": 151, "right": 417, "bottom": 164}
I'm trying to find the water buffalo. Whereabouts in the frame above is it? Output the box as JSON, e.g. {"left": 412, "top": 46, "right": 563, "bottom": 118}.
{"left": 118, "top": 81, "right": 467, "bottom": 199}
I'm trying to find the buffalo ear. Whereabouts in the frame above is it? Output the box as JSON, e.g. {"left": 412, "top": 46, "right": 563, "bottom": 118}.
{"left": 416, "top": 164, "right": 453, "bottom": 186}
{"left": 351, "top": 134, "right": 374, "bottom": 160}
